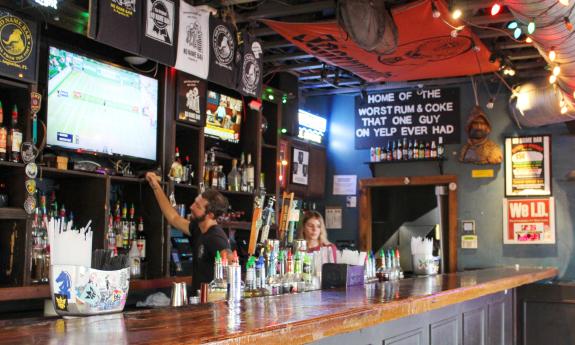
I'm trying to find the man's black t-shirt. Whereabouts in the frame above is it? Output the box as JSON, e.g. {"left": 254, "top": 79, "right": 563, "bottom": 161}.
{"left": 188, "top": 222, "right": 230, "bottom": 294}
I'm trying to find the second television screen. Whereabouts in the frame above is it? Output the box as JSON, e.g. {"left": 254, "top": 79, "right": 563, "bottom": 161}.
{"left": 205, "top": 91, "right": 242, "bottom": 144}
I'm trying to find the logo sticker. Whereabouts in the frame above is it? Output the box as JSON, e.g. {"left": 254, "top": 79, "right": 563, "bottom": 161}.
{"left": 0, "top": 15, "right": 33, "bottom": 64}
{"left": 212, "top": 25, "right": 234, "bottom": 66}
{"left": 146, "top": 0, "right": 174, "bottom": 44}
{"left": 241, "top": 53, "right": 260, "bottom": 95}
{"left": 54, "top": 293, "right": 68, "bottom": 311}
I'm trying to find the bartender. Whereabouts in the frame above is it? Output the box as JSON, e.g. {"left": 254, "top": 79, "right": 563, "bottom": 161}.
{"left": 146, "top": 172, "right": 230, "bottom": 295}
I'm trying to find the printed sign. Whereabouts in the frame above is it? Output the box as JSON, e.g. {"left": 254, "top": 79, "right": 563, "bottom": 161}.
{"left": 354, "top": 87, "right": 460, "bottom": 149}
{"left": 236, "top": 31, "right": 263, "bottom": 98}
{"left": 175, "top": 3, "right": 209, "bottom": 79}
{"left": 505, "top": 135, "right": 551, "bottom": 196}
{"left": 208, "top": 16, "right": 236, "bottom": 89}
{"left": 0, "top": 9, "right": 39, "bottom": 82}
{"left": 291, "top": 148, "right": 309, "bottom": 185}
{"left": 503, "top": 197, "right": 555, "bottom": 244}
{"left": 176, "top": 71, "right": 206, "bottom": 126}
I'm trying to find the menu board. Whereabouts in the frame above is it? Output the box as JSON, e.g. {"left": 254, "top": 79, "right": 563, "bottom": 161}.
{"left": 354, "top": 87, "right": 460, "bottom": 149}
{"left": 505, "top": 135, "right": 551, "bottom": 196}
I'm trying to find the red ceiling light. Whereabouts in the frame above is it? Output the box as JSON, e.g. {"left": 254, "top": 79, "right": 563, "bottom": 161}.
{"left": 491, "top": 3, "right": 501, "bottom": 16}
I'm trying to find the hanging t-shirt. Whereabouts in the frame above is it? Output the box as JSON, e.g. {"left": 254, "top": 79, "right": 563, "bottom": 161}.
{"left": 207, "top": 16, "right": 236, "bottom": 89}
{"left": 0, "top": 9, "right": 39, "bottom": 83}
{"left": 141, "top": 0, "right": 178, "bottom": 66}
{"left": 175, "top": 2, "right": 209, "bottom": 79}
{"left": 94, "top": 0, "right": 141, "bottom": 55}
{"left": 236, "top": 31, "right": 263, "bottom": 98}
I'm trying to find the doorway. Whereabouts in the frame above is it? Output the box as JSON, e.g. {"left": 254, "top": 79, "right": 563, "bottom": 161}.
{"left": 359, "top": 175, "right": 458, "bottom": 273}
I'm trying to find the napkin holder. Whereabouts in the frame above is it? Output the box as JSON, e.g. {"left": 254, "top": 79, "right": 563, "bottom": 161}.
{"left": 321, "top": 263, "right": 365, "bottom": 289}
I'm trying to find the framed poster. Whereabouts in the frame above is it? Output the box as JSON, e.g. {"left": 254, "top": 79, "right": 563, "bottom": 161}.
{"left": 291, "top": 147, "right": 309, "bottom": 185}
{"left": 503, "top": 197, "right": 555, "bottom": 244}
{"left": 325, "top": 207, "right": 342, "bottom": 229}
{"left": 176, "top": 72, "right": 206, "bottom": 126}
{"left": 505, "top": 135, "right": 551, "bottom": 196}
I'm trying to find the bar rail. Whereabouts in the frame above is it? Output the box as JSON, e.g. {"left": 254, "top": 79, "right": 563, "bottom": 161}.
{"left": 0, "top": 266, "right": 557, "bottom": 345}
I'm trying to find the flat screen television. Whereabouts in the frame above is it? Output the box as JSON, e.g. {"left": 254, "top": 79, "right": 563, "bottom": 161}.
{"left": 47, "top": 46, "right": 158, "bottom": 162}
{"left": 204, "top": 90, "right": 242, "bottom": 144}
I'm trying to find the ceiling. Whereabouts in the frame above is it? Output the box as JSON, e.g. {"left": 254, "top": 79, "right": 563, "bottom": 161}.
{"left": 3, "top": 0, "right": 547, "bottom": 96}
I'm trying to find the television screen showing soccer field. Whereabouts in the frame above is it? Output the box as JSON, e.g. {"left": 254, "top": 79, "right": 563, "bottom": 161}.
{"left": 47, "top": 46, "right": 158, "bottom": 161}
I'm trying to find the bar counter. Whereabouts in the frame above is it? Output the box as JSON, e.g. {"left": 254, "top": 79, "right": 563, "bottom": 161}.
{"left": 0, "top": 267, "right": 557, "bottom": 345}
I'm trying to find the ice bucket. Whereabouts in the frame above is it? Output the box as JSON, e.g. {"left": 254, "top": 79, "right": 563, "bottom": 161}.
{"left": 412, "top": 254, "right": 440, "bottom": 276}
{"left": 50, "top": 264, "right": 130, "bottom": 316}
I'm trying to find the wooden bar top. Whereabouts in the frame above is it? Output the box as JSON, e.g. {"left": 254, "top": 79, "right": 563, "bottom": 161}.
{"left": 0, "top": 266, "right": 557, "bottom": 345}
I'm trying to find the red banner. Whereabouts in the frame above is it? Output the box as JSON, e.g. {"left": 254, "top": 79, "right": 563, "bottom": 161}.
{"left": 263, "top": 0, "right": 498, "bottom": 82}
{"left": 503, "top": 198, "right": 555, "bottom": 244}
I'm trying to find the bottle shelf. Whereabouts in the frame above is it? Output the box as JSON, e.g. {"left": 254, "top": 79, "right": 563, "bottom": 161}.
{"left": 365, "top": 157, "right": 447, "bottom": 177}
{"left": 175, "top": 120, "right": 202, "bottom": 130}
{"left": 0, "top": 207, "right": 27, "bottom": 220}
{"left": 174, "top": 183, "right": 198, "bottom": 190}
{"left": 109, "top": 175, "right": 147, "bottom": 184}
{"left": 0, "top": 161, "right": 25, "bottom": 168}
{"left": 218, "top": 189, "right": 254, "bottom": 197}
{"left": 262, "top": 143, "right": 277, "bottom": 150}
{"left": 39, "top": 166, "right": 107, "bottom": 179}
{"left": 220, "top": 220, "right": 252, "bottom": 230}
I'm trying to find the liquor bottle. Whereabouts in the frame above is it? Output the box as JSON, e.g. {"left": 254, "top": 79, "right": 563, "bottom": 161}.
{"left": 129, "top": 240, "right": 141, "bottom": 278}
{"left": 402, "top": 138, "right": 408, "bottom": 159}
{"left": 396, "top": 139, "right": 403, "bottom": 160}
{"left": 418, "top": 140, "right": 425, "bottom": 159}
{"left": 0, "top": 101, "right": 7, "bottom": 161}
{"left": 218, "top": 165, "right": 226, "bottom": 190}
{"left": 106, "top": 215, "right": 116, "bottom": 251}
{"left": 115, "top": 214, "right": 123, "bottom": 250}
{"left": 386, "top": 141, "right": 392, "bottom": 161}
{"left": 211, "top": 163, "right": 219, "bottom": 189}
{"left": 181, "top": 155, "right": 190, "bottom": 183}
{"left": 129, "top": 203, "right": 136, "bottom": 245}
{"left": 122, "top": 203, "right": 129, "bottom": 249}
{"left": 240, "top": 152, "right": 248, "bottom": 192}
{"left": 395, "top": 248, "right": 404, "bottom": 279}
{"left": 424, "top": 141, "right": 431, "bottom": 159}
{"left": 413, "top": 139, "right": 419, "bottom": 159}
{"left": 430, "top": 140, "right": 437, "bottom": 158}
{"left": 185, "top": 156, "right": 194, "bottom": 185}
{"left": 203, "top": 152, "right": 210, "bottom": 186}
{"left": 258, "top": 196, "right": 275, "bottom": 243}
{"left": 407, "top": 140, "right": 413, "bottom": 160}
{"left": 437, "top": 136, "right": 445, "bottom": 159}
{"left": 136, "top": 217, "right": 146, "bottom": 260}
{"left": 391, "top": 140, "right": 397, "bottom": 160}
{"left": 246, "top": 153, "right": 255, "bottom": 193}
{"left": 227, "top": 158, "right": 241, "bottom": 191}
{"left": 9, "top": 105, "right": 22, "bottom": 163}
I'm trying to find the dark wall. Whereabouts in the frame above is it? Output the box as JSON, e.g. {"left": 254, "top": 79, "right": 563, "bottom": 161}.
{"left": 306, "top": 82, "right": 575, "bottom": 279}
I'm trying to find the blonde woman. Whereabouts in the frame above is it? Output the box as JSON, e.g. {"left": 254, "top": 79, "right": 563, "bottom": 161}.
{"left": 298, "top": 211, "right": 337, "bottom": 262}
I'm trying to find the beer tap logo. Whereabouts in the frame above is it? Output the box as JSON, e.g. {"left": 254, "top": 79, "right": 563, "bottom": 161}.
{"left": 0, "top": 14, "right": 33, "bottom": 64}
{"left": 146, "top": 0, "right": 174, "bottom": 44}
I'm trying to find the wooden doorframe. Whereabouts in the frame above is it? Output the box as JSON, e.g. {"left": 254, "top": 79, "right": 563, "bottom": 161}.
{"left": 359, "top": 175, "right": 458, "bottom": 273}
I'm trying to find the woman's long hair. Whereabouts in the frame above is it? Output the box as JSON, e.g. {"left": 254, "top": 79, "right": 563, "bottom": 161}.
{"left": 297, "top": 211, "right": 331, "bottom": 246}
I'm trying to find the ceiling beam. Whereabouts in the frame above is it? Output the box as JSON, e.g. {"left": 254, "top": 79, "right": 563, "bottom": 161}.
{"left": 514, "top": 61, "right": 546, "bottom": 70}
{"left": 236, "top": 1, "right": 335, "bottom": 24}
{"left": 274, "top": 62, "right": 324, "bottom": 72}
{"left": 263, "top": 39, "right": 294, "bottom": 50}
{"left": 457, "top": 0, "right": 493, "bottom": 12}
{"left": 508, "top": 51, "right": 543, "bottom": 60}
{"left": 254, "top": 27, "right": 278, "bottom": 37}
{"left": 300, "top": 79, "right": 362, "bottom": 89}
{"left": 264, "top": 52, "right": 314, "bottom": 63}
{"left": 496, "top": 42, "right": 534, "bottom": 50}
{"left": 466, "top": 13, "right": 514, "bottom": 25}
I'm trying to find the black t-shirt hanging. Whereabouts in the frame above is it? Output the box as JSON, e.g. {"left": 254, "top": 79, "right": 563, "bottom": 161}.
{"left": 236, "top": 31, "right": 263, "bottom": 98}
{"left": 141, "top": 0, "right": 178, "bottom": 66}
{"left": 0, "top": 9, "right": 39, "bottom": 83}
{"left": 207, "top": 16, "right": 236, "bottom": 89}
{"left": 95, "top": 0, "right": 141, "bottom": 55}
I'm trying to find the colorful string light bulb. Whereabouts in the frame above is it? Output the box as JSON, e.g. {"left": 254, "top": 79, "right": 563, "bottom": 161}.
{"left": 559, "top": 0, "right": 570, "bottom": 6}
{"left": 452, "top": 8, "right": 462, "bottom": 20}
{"left": 553, "top": 65, "right": 561, "bottom": 76}
{"left": 527, "top": 20, "right": 536, "bottom": 34}
{"left": 549, "top": 48, "right": 557, "bottom": 62}
{"left": 564, "top": 17, "right": 573, "bottom": 31}
{"left": 491, "top": 3, "right": 501, "bottom": 16}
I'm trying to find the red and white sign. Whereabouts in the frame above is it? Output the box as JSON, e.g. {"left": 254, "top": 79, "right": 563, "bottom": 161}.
{"left": 503, "top": 197, "right": 555, "bottom": 244}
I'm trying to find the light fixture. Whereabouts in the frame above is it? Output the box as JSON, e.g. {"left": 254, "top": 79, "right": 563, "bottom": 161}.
{"left": 513, "top": 27, "right": 523, "bottom": 39}
{"left": 124, "top": 56, "right": 148, "bottom": 65}
{"left": 527, "top": 20, "right": 536, "bottom": 34}
{"left": 431, "top": 1, "right": 441, "bottom": 18}
{"left": 451, "top": 29, "right": 459, "bottom": 38}
{"left": 486, "top": 98, "right": 495, "bottom": 109}
{"left": 559, "top": 0, "right": 569, "bottom": 6}
{"left": 507, "top": 21, "right": 518, "bottom": 29}
{"left": 561, "top": 105, "right": 568, "bottom": 114}
{"left": 553, "top": 65, "right": 561, "bottom": 76}
{"left": 281, "top": 128, "right": 287, "bottom": 134}
{"left": 565, "top": 17, "right": 573, "bottom": 31}
{"left": 268, "top": 94, "right": 275, "bottom": 101}
{"left": 491, "top": 3, "right": 501, "bottom": 16}
{"left": 525, "top": 37, "right": 533, "bottom": 43}
{"left": 549, "top": 48, "right": 557, "bottom": 62}
{"left": 549, "top": 74, "right": 557, "bottom": 84}
{"left": 452, "top": 8, "right": 462, "bottom": 20}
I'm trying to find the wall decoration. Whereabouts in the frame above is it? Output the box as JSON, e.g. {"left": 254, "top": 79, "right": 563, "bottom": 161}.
{"left": 141, "top": 0, "right": 178, "bottom": 66}
{"left": 208, "top": 15, "right": 236, "bottom": 89}
{"left": 503, "top": 197, "right": 555, "bottom": 244}
{"left": 505, "top": 135, "right": 551, "bottom": 196}
{"left": 354, "top": 87, "right": 460, "bottom": 149}
{"left": 291, "top": 147, "right": 309, "bottom": 185}
{"left": 0, "top": 9, "right": 39, "bottom": 82}
{"left": 176, "top": 71, "right": 206, "bottom": 126}
{"left": 175, "top": 3, "right": 209, "bottom": 79}
{"left": 92, "top": 0, "right": 142, "bottom": 55}
{"left": 459, "top": 106, "right": 502, "bottom": 164}
{"left": 236, "top": 31, "right": 263, "bottom": 98}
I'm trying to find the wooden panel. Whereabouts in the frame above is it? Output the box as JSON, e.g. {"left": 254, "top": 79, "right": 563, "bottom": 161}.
{"left": 430, "top": 317, "right": 459, "bottom": 345}
{"left": 308, "top": 145, "right": 326, "bottom": 198}
{"left": 359, "top": 186, "right": 371, "bottom": 251}
{"left": 384, "top": 328, "right": 424, "bottom": 345}
{"left": 463, "top": 308, "right": 485, "bottom": 345}
{"left": 487, "top": 297, "right": 505, "bottom": 345}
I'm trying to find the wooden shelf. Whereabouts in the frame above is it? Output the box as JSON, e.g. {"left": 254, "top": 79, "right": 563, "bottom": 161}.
{"left": 219, "top": 189, "right": 254, "bottom": 197}
{"left": 0, "top": 276, "right": 194, "bottom": 301}
{"left": 0, "top": 207, "right": 28, "bottom": 220}
{"left": 262, "top": 143, "right": 277, "bottom": 149}
{"left": 174, "top": 183, "right": 198, "bottom": 189}
{"left": 0, "top": 161, "right": 25, "bottom": 168}
{"left": 365, "top": 157, "right": 447, "bottom": 176}
{"left": 175, "top": 120, "right": 202, "bottom": 130}
{"left": 39, "top": 166, "right": 107, "bottom": 179}
{"left": 109, "top": 175, "right": 147, "bottom": 183}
